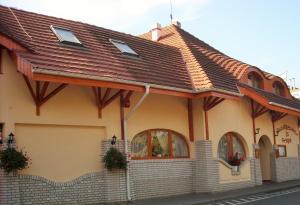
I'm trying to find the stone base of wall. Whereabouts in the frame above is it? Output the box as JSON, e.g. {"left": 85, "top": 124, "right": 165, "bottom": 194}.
{"left": 130, "top": 159, "right": 194, "bottom": 200}
{"left": 19, "top": 172, "right": 104, "bottom": 205}
{"left": 194, "top": 140, "right": 218, "bottom": 193}
{"left": 271, "top": 157, "right": 300, "bottom": 182}
{"left": 0, "top": 170, "right": 21, "bottom": 205}
{"left": 2, "top": 140, "right": 299, "bottom": 204}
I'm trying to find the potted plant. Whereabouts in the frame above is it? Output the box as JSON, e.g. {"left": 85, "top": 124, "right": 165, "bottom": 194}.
{"left": 103, "top": 147, "right": 127, "bottom": 171}
{"left": 228, "top": 152, "right": 245, "bottom": 172}
{"left": 0, "top": 147, "right": 30, "bottom": 174}
{"left": 152, "top": 136, "right": 163, "bottom": 157}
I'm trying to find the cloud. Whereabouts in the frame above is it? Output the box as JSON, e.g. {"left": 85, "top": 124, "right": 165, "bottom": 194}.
{"left": 2, "top": 0, "right": 209, "bottom": 32}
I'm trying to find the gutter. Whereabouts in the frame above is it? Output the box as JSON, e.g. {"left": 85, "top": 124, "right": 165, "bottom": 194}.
{"left": 123, "top": 85, "right": 150, "bottom": 201}
{"left": 269, "top": 102, "right": 300, "bottom": 113}
{"left": 32, "top": 68, "right": 243, "bottom": 97}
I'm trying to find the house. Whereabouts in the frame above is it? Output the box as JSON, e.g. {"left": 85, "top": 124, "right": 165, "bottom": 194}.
{"left": 1, "top": 5, "right": 300, "bottom": 205}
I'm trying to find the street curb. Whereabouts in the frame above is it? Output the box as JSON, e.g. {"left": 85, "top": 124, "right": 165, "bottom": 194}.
{"left": 194, "top": 183, "right": 300, "bottom": 205}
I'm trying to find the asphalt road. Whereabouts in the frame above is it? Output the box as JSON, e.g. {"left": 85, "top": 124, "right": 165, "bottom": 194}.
{"left": 209, "top": 186, "right": 300, "bottom": 205}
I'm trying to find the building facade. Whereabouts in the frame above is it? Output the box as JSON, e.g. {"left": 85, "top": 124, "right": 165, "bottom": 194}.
{"left": 0, "top": 6, "right": 300, "bottom": 205}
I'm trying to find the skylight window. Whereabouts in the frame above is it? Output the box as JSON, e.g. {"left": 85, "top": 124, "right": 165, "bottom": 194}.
{"left": 50, "top": 25, "right": 82, "bottom": 45}
{"left": 110, "top": 39, "right": 138, "bottom": 56}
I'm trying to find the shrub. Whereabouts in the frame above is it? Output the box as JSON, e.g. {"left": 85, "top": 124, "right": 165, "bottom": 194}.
{"left": 103, "top": 147, "right": 127, "bottom": 171}
{"left": 0, "top": 147, "right": 29, "bottom": 174}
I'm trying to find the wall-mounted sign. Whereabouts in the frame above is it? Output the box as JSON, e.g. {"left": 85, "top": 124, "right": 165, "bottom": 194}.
{"left": 277, "top": 124, "right": 298, "bottom": 144}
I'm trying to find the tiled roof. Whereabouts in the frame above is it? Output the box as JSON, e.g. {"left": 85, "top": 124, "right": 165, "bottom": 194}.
{"left": 1, "top": 5, "right": 299, "bottom": 113}
{"left": 140, "top": 25, "right": 254, "bottom": 93}
{"left": 0, "top": 6, "right": 194, "bottom": 91}
{"left": 239, "top": 83, "right": 300, "bottom": 111}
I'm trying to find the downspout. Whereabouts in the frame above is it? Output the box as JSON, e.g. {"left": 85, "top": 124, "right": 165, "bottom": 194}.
{"left": 124, "top": 85, "right": 150, "bottom": 201}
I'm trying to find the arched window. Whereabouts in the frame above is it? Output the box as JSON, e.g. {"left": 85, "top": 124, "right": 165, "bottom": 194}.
{"left": 131, "top": 129, "right": 189, "bottom": 159}
{"left": 248, "top": 72, "right": 263, "bottom": 89}
{"left": 218, "top": 132, "right": 246, "bottom": 166}
{"left": 273, "top": 81, "right": 284, "bottom": 96}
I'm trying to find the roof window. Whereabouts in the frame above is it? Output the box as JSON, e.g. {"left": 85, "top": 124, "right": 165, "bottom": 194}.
{"left": 50, "top": 25, "right": 82, "bottom": 45}
{"left": 110, "top": 39, "right": 138, "bottom": 56}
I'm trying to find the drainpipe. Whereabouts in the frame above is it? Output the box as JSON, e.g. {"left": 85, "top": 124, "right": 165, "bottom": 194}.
{"left": 124, "top": 85, "right": 150, "bottom": 201}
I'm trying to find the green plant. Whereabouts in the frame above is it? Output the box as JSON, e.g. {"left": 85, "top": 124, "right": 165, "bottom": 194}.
{"left": 103, "top": 147, "right": 127, "bottom": 171}
{"left": 0, "top": 147, "right": 29, "bottom": 174}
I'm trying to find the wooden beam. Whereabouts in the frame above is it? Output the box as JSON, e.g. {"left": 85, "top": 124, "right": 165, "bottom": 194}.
{"left": 102, "top": 88, "right": 111, "bottom": 104}
{"left": 0, "top": 49, "right": 2, "bottom": 74}
{"left": 203, "top": 96, "right": 225, "bottom": 111}
{"left": 272, "top": 120, "right": 276, "bottom": 145}
{"left": 239, "top": 86, "right": 300, "bottom": 117}
{"left": 103, "top": 89, "right": 124, "bottom": 108}
{"left": 123, "top": 91, "right": 133, "bottom": 107}
{"left": 36, "top": 81, "right": 41, "bottom": 115}
{"left": 92, "top": 87, "right": 102, "bottom": 118}
{"left": 120, "top": 93, "right": 125, "bottom": 140}
{"left": 251, "top": 100, "right": 257, "bottom": 144}
{"left": 23, "top": 75, "right": 36, "bottom": 102}
{"left": 204, "top": 109, "right": 209, "bottom": 140}
{"left": 40, "top": 84, "right": 67, "bottom": 106}
{"left": 40, "top": 82, "right": 49, "bottom": 99}
{"left": 187, "top": 98, "right": 194, "bottom": 142}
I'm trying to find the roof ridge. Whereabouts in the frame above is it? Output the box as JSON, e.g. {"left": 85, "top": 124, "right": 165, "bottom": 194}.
{"left": 170, "top": 25, "right": 214, "bottom": 90}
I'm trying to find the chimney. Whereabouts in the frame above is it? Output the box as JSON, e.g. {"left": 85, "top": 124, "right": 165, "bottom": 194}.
{"left": 172, "top": 20, "right": 181, "bottom": 28}
{"left": 151, "top": 23, "right": 161, "bottom": 41}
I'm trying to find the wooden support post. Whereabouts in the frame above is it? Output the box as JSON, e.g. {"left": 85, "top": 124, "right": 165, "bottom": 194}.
{"left": 251, "top": 100, "right": 257, "bottom": 144}
{"left": 187, "top": 98, "right": 194, "bottom": 142}
{"left": 204, "top": 109, "right": 209, "bottom": 140}
{"left": 0, "top": 49, "right": 2, "bottom": 74}
{"left": 23, "top": 75, "right": 67, "bottom": 116}
{"left": 203, "top": 96, "right": 225, "bottom": 141}
{"left": 272, "top": 120, "right": 276, "bottom": 145}
{"left": 36, "top": 81, "right": 41, "bottom": 116}
{"left": 120, "top": 93, "right": 125, "bottom": 140}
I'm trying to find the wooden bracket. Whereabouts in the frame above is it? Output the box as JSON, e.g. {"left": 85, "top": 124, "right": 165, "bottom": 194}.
{"left": 120, "top": 91, "right": 134, "bottom": 140}
{"left": 252, "top": 101, "right": 269, "bottom": 118}
{"left": 203, "top": 96, "right": 225, "bottom": 140}
{"left": 271, "top": 111, "right": 287, "bottom": 145}
{"left": 23, "top": 75, "right": 67, "bottom": 116}
{"left": 92, "top": 87, "right": 128, "bottom": 118}
{"left": 271, "top": 111, "right": 287, "bottom": 122}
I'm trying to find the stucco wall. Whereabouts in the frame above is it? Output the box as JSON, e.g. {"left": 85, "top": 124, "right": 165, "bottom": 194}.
{"left": 275, "top": 115, "right": 299, "bottom": 157}
{"left": 0, "top": 50, "right": 193, "bottom": 180}
{"left": 208, "top": 98, "right": 253, "bottom": 158}
{"left": 219, "top": 160, "right": 251, "bottom": 183}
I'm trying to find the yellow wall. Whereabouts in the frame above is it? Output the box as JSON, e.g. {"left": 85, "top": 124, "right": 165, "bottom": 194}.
{"left": 256, "top": 113, "right": 274, "bottom": 144}
{"left": 0, "top": 50, "right": 193, "bottom": 180}
{"left": 127, "top": 92, "right": 194, "bottom": 157}
{"left": 219, "top": 160, "right": 251, "bottom": 183}
{"left": 275, "top": 115, "right": 299, "bottom": 157}
{"left": 208, "top": 98, "right": 253, "bottom": 158}
{"left": 15, "top": 124, "right": 104, "bottom": 181}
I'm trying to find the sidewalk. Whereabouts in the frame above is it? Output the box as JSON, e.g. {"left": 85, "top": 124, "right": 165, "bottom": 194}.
{"left": 127, "top": 180, "right": 300, "bottom": 205}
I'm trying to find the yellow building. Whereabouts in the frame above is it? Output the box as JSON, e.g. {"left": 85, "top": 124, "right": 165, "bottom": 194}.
{"left": 0, "top": 6, "right": 300, "bottom": 204}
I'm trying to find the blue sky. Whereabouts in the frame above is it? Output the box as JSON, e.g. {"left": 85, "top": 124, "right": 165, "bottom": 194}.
{"left": 2, "top": 0, "right": 299, "bottom": 86}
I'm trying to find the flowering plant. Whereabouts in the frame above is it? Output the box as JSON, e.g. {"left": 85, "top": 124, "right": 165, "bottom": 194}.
{"left": 228, "top": 152, "right": 245, "bottom": 166}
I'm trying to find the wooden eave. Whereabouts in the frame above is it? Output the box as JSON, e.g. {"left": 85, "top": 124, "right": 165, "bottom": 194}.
{"left": 1, "top": 33, "right": 241, "bottom": 101}
{"left": 239, "top": 86, "right": 300, "bottom": 117}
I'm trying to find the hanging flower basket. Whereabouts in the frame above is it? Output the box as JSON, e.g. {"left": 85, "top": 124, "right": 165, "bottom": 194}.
{"left": 103, "top": 147, "right": 127, "bottom": 171}
{"left": 0, "top": 147, "right": 30, "bottom": 174}
{"left": 228, "top": 152, "right": 245, "bottom": 167}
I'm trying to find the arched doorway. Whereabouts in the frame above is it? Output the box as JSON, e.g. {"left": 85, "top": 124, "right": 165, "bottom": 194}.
{"left": 258, "top": 135, "right": 272, "bottom": 181}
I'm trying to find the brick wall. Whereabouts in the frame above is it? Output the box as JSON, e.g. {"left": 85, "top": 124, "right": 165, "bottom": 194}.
{"left": 18, "top": 172, "right": 104, "bottom": 205}
{"left": 130, "top": 159, "right": 194, "bottom": 200}
{"left": 0, "top": 170, "right": 21, "bottom": 205}
{"left": 194, "top": 140, "right": 218, "bottom": 192}
{"left": 271, "top": 157, "right": 300, "bottom": 182}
